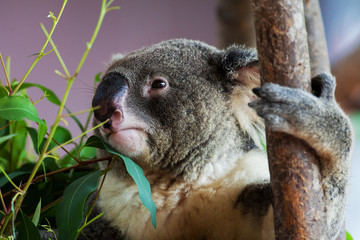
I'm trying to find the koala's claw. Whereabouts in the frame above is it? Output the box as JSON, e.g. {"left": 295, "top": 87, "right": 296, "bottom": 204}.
{"left": 249, "top": 81, "right": 323, "bottom": 134}
{"left": 251, "top": 83, "right": 317, "bottom": 106}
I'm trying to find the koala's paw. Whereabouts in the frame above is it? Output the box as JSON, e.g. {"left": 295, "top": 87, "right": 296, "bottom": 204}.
{"left": 248, "top": 74, "right": 336, "bottom": 135}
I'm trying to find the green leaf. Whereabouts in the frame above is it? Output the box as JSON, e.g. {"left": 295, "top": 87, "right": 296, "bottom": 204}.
{"left": 27, "top": 127, "right": 41, "bottom": 154}
{"left": 82, "top": 135, "right": 105, "bottom": 149}
{"left": 37, "top": 125, "right": 72, "bottom": 153}
{"left": 37, "top": 120, "right": 47, "bottom": 150}
{"left": 0, "top": 133, "right": 17, "bottom": 144}
{"left": 0, "top": 96, "right": 43, "bottom": 125}
{"left": 346, "top": 231, "right": 354, "bottom": 240}
{"left": 56, "top": 170, "right": 103, "bottom": 240}
{"left": 32, "top": 199, "right": 42, "bottom": 226}
{"left": 10, "top": 120, "right": 28, "bottom": 170}
{"left": 17, "top": 210, "right": 41, "bottom": 240}
{"left": 84, "top": 135, "right": 157, "bottom": 228}
{"left": 121, "top": 154, "right": 157, "bottom": 228}
{"left": 79, "top": 146, "right": 97, "bottom": 161}
{"left": 0, "top": 87, "right": 8, "bottom": 99}
{"left": 27, "top": 124, "right": 47, "bottom": 153}
{"left": 16, "top": 82, "right": 61, "bottom": 106}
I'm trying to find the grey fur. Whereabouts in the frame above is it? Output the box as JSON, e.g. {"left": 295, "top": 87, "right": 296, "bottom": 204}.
{"left": 64, "top": 39, "right": 351, "bottom": 240}
{"left": 249, "top": 73, "right": 353, "bottom": 239}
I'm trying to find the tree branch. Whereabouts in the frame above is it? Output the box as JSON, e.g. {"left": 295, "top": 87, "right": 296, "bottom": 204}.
{"left": 303, "top": 0, "right": 331, "bottom": 77}
{"left": 251, "top": 0, "right": 326, "bottom": 239}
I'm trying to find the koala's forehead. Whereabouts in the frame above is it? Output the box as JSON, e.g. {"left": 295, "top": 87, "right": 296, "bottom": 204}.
{"left": 107, "top": 40, "right": 222, "bottom": 80}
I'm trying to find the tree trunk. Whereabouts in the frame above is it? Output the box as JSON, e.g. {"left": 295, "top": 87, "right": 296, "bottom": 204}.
{"left": 251, "top": 0, "right": 326, "bottom": 239}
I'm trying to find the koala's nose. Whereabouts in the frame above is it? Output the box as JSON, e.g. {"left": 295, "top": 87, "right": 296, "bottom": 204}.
{"left": 92, "top": 72, "right": 127, "bottom": 129}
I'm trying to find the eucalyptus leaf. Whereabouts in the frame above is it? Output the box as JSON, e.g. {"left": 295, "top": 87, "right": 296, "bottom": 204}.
{"left": 0, "top": 133, "right": 17, "bottom": 144}
{"left": 79, "top": 146, "right": 97, "bottom": 161}
{"left": 17, "top": 210, "right": 41, "bottom": 240}
{"left": 38, "top": 125, "right": 72, "bottom": 153}
{"left": 0, "top": 87, "right": 8, "bottom": 99}
{"left": 16, "top": 82, "right": 61, "bottom": 106}
{"left": 10, "top": 120, "right": 27, "bottom": 170}
{"left": 84, "top": 135, "right": 157, "bottom": 228}
{"left": 37, "top": 120, "right": 47, "bottom": 150}
{"left": 121, "top": 154, "right": 157, "bottom": 228}
{"left": 56, "top": 170, "right": 103, "bottom": 240}
{"left": 0, "top": 96, "right": 42, "bottom": 125}
{"left": 27, "top": 127, "right": 41, "bottom": 154}
{"left": 32, "top": 199, "right": 42, "bottom": 226}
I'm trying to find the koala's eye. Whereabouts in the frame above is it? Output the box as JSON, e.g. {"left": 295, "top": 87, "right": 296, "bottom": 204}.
{"left": 150, "top": 79, "right": 167, "bottom": 89}
{"left": 146, "top": 77, "right": 169, "bottom": 96}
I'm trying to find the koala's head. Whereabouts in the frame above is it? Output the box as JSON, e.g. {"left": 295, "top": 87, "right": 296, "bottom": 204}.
{"left": 92, "top": 39, "right": 263, "bottom": 179}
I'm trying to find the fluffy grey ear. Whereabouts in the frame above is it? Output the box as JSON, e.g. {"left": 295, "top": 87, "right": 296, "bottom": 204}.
{"left": 221, "top": 45, "right": 258, "bottom": 78}
{"left": 221, "top": 45, "right": 265, "bottom": 149}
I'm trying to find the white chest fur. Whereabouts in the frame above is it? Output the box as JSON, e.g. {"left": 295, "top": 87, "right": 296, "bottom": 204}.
{"left": 98, "top": 150, "right": 274, "bottom": 240}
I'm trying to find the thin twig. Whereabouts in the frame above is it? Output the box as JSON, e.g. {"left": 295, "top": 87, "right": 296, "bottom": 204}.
{"left": 60, "top": 106, "right": 99, "bottom": 118}
{"left": 0, "top": 190, "right": 9, "bottom": 214}
{"left": 11, "top": 0, "right": 69, "bottom": 95}
{"left": 2, "top": 156, "right": 112, "bottom": 199}
{"left": 45, "top": 119, "right": 109, "bottom": 155}
{"left": 40, "top": 23, "right": 70, "bottom": 78}
{"left": 45, "top": 132, "right": 80, "bottom": 163}
{"left": 0, "top": 53, "right": 11, "bottom": 93}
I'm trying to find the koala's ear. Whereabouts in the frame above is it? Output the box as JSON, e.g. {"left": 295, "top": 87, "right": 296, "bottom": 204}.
{"left": 221, "top": 46, "right": 264, "bottom": 148}
{"left": 221, "top": 45, "right": 259, "bottom": 89}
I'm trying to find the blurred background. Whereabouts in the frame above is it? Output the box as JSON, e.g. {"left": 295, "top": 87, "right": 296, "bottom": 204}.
{"left": 0, "top": 0, "right": 359, "bottom": 238}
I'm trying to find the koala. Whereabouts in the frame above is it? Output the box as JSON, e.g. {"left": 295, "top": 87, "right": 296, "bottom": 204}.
{"left": 79, "top": 39, "right": 352, "bottom": 240}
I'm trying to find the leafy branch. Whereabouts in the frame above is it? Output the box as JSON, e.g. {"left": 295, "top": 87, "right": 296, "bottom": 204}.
{"left": 0, "top": 0, "right": 119, "bottom": 236}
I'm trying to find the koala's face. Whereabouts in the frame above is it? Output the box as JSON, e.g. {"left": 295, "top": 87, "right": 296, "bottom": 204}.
{"left": 92, "top": 39, "right": 260, "bottom": 176}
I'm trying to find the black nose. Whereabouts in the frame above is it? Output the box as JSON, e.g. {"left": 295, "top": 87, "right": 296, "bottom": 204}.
{"left": 92, "top": 72, "right": 127, "bottom": 126}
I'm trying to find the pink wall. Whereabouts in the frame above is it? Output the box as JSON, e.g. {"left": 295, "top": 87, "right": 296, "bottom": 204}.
{"left": 0, "top": 0, "right": 217, "bottom": 136}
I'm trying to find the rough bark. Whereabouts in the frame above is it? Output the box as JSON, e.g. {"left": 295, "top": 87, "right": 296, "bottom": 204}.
{"left": 216, "top": 0, "right": 256, "bottom": 48}
{"left": 304, "top": 2, "right": 347, "bottom": 238}
{"left": 251, "top": 0, "right": 326, "bottom": 239}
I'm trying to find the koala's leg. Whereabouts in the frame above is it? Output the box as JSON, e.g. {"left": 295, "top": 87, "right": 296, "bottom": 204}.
{"left": 248, "top": 73, "right": 353, "bottom": 240}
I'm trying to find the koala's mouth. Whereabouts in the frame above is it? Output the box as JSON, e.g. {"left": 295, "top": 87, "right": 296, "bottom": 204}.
{"left": 101, "top": 126, "right": 148, "bottom": 156}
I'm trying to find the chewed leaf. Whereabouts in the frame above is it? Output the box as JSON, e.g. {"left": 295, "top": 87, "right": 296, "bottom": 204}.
{"left": 56, "top": 170, "right": 103, "bottom": 240}
{"left": 84, "top": 135, "right": 157, "bottom": 228}
{"left": 0, "top": 96, "right": 43, "bottom": 125}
